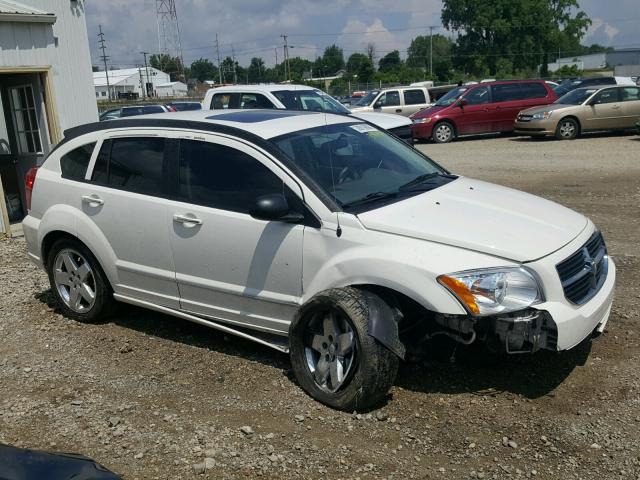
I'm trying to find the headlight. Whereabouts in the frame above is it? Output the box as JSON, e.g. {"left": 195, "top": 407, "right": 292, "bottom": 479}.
{"left": 437, "top": 267, "right": 543, "bottom": 316}
{"left": 532, "top": 111, "right": 553, "bottom": 120}
{"left": 412, "top": 117, "right": 432, "bottom": 124}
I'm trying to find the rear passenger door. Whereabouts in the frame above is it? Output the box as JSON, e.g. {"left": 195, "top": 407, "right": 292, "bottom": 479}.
{"left": 490, "top": 83, "right": 525, "bottom": 132}
{"left": 401, "top": 89, "right": 428, "bottom": 116}
{"left": 84, "top": 132, "right": 180, "bottom": 308}
{"left": 166, "top": 135, "right": 305, "bottom": 334}
{"left": 619, "top": 87, "right": 640, "bottom": 128}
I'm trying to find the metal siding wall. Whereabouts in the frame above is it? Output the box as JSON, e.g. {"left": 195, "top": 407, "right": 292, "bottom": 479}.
{"left": 0, "top": 0, "right": 98, "bottom": 136}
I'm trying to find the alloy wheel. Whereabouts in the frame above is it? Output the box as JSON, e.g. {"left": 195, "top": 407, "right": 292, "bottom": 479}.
{"left": 559, "top": 121, "right": 576, "bottom": 139}
{"left": 53, "top": 248, "right": 97, "bottom": 313}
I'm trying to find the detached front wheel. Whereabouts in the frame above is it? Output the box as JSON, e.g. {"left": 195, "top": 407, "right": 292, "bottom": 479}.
{"left": 289, "top": 288, "right": 399, "bottom": 411}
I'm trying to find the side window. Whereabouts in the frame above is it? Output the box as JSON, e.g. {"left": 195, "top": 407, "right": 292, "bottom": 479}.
{"left": 91, "top": 137, "right": 165, "bottom": 195}
{"left": 210, "top": 93, "right": 239, "bottom": 109}
{"left": 464, "top": 86, "right": 490, "bottom": 105}
{"left": 520, "top": 83, "right": 548, "bottom": 99}
{"left": 403, "top": 89, "right": 426, "bottom": 105}
{"left": 621, "top": 87, "right": 640, "bottom": 101}
{"left": 60, "top": 142, "right": 96, "bottom": 181}
{"left": 593, "top": 89, "right": 619, "bottom": 104}
{"left": 378, "top": 91, "right": 400, "bottom": 107}
{"left": 491, "top": 84, "right": 522, "bottom": 102}
{"left": 240, "top": 93, "right": 274, "bottom": 109}
{"left": 178, "top": 139, "right": 290, "bottom": 214}
{"left": 142, "top": 105, "right": 165, "bottom": 114}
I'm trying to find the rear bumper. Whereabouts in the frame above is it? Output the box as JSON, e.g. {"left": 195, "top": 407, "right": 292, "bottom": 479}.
{"left": 22, "top": 214, "right": 43, "bottom": 269}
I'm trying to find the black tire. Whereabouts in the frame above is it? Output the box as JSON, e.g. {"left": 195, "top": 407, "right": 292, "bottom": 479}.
{"left": 46, "top": 238, "right": 116, "bottom": 323}
{"left": 289, "top": 288, "right": 399, "bottom": 411}
{"left": 432, "top": 121, "right": 455, "bottom": 144}
{"left": 555, "top": 117, "right": 579, "bottom": 140}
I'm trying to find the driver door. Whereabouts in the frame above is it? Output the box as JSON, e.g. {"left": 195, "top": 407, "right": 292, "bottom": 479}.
{"left": 375, "top": 90, "right": 403, "bottom": 115}
{"left": 457, "top": 86, "right": 492, "bottom": 135}
{"left": 166, "top": 135, "right": 305, "bottom": 334}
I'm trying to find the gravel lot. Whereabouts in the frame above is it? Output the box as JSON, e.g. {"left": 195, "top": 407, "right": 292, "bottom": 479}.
{"left": 1, "top": 132, "right": 639, "bottom": 479}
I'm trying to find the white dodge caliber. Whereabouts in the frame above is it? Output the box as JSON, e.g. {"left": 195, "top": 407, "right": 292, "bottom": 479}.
{"left": 23, "top": 109, "right": 615, "bottom": 410}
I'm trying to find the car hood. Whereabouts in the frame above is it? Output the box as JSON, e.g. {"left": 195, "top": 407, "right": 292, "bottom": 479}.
{"left": 410, "top": 104, "right": 448, "bottom": 119}
{"left": 520, "top": 103, "right": 575, "bottom": 115}
{"left": 356, "top": 177, "right": 587, "bottom": 262}
{"left": 349, "top": 111, "right": 411, "bottom": 129}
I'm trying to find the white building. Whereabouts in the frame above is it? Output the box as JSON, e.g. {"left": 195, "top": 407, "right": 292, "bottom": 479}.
{"left": 0, "top": 0, "right": 97, "bottom": 228}
{"left": 93, "top": 67, "right": 170, "bottom": 101}
{"left": 156, "top": 81, "right": 188, "bottom": 98}
{"left": 547, "top": 53, "right": 607, "bottom": 72}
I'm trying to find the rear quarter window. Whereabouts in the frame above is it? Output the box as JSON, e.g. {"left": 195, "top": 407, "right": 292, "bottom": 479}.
{"left": 60, "top": 143, "right": 96, "bottom": 181}
{"left": 403, "top": 89, "right": 427, "bottom": 105}
{"left": 520, "top": 83, "right": 548, "bottom": 99}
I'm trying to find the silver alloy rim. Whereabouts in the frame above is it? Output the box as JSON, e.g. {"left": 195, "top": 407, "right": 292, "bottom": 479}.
{"left": 304, "top": 310, "right": 356, "bottom": 393}
{"left": 435, "top": 124, "right": 452, "bottom": 142}
{"left": 559, "top": 121, "right": 576, "bottom": 138}
{"left": 53, "top": 248, "right": 97, "bottom": 313}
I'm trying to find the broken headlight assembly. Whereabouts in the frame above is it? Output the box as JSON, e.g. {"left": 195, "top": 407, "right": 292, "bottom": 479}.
{"left": 437, "top": 267, "right": 543, "bottom": 316}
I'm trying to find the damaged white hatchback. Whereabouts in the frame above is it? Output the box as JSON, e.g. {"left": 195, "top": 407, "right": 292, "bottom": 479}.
{"left": 23, "top": 109, "right": 615, "bottom": 410}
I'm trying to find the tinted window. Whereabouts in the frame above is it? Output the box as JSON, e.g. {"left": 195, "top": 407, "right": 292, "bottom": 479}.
{"left": 210, "top": 93, "right": 239, "bottom": 109}
{"left": 60, "top": 143, "right": 96, "bottom": 181}
{"left": 520, "top": 82, "right": 548, "bottom": 99}
{"left": 464, "top": 86, "right": 489, "bottom": 105}
{"left": 403, "top": 89, "right": 426, "bottom": 105}
{"left": 621, "top": 87, "right": 640, "bottom": 101}
{"left": 178, "top": 140, "right": 286, "bottom": 214}
{"left": 593, "top": 89, "right": 619, "bottom": 104}
{"left": 378, "top": 91, "right": 400, "bottom": 107}
{"left": 272, "top": 90, "right": 350, "bottom": 114}
{"left": 92, "top": 137, "right": 165, "bottom": 195}
{"left": 142, "top": 105, "right": 165, "bottom": 114}
{"left": 491, "top": 83, "right": 522, "bottom": 102}
{"left": 240, "top": 93, "right": 274, "bottom": 109}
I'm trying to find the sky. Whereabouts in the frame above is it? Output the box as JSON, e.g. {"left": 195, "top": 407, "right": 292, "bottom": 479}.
{"left": 84, "top": 0, "right": 640, "bottom": 71}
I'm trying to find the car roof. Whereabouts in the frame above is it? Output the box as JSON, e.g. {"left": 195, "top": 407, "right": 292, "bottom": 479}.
{"left": 65, "top": 109, "right": 359, "bottom": 143}
{"left": 207, "top": 84, "right": 319, "bottom": 94}
{"left": 572, "top": 84, "right": 619, "bottom": 91}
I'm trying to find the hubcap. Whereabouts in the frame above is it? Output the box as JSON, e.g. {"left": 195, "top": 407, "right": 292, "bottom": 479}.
{"left": 560, "top": 122, "right": 575, "bottom": 138}
{"left": 53, "top": 249, "right": 97, "bottom": 313}
{"left": 304, "top": 310, "right": 356, "bottom": 393}
{"left": 435, "top": 124, "right": 452, "bottom": 142}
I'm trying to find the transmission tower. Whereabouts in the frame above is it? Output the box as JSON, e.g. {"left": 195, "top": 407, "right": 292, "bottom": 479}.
{"left": 156, "top": 0, "right": 185, "bottom": 81}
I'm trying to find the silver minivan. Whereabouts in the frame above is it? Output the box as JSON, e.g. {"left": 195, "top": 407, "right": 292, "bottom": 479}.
{"left": 350, "top": 86, "right": 431, "bottom": 117}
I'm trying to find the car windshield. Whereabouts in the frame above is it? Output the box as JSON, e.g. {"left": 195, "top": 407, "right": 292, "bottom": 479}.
{"left": 555, "top": 88, "right": 598, "bottom": 105}
{"left": 273, "top": 90, "right": 350, "bottom": 114}
{"left": 353, "top": 90, "right": 379, "bottom": 107}
{"left": 434, "top": 87, "right": 468, "bottom": 106}
{"left": 270, "top": 122, "right": 454, "bottom": 211}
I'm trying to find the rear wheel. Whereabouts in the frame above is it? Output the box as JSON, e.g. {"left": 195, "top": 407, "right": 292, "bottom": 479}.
{"left": 555, "top": 118, "right": 579, "bottom": 140}
{"left": 46, "top": 238, "right": 116, "bottom": 323}
{"left": 432, "top": 121, "right": 455, "bottom": 143}
{"left": 289, "top": 288, "right": 399, "bottom": 411}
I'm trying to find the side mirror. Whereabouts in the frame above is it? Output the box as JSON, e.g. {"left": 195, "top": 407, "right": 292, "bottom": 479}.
{"left": 250, "top": 194, "right": 303, "bottom": 223}
{"left": 458, "top": 98, "right": 468, "bottom": 108}
{"left": 373, "top": 101, "right": 382, "bottom": 109}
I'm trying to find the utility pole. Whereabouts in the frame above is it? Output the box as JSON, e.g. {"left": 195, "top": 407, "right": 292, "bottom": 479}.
{"left": 231, "top": 44, "right": 237, "bottom": 84}
{"left": 280, "top": 34, "right": 291, "bottom": 82}
{"left": 215, "top": 34, "right": 222, "bottom": 84}
{"left": 138, "top": 66, "right": 145, "bottom": 100}
{"left": 98, "top": 25, "right": 111, "bottom": 100}
{"left": 140, "top": 51, "right": 151, "bottom": 98}
{"left": 429, "top": 26, "right": 434, "bottom": 77}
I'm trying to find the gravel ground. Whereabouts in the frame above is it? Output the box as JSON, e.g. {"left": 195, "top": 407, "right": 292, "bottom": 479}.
{"left": 1, "top": 132, "right": 639, "bottom": 479}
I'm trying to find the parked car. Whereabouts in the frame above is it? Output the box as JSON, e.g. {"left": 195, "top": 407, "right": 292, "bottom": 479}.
{"left": 167, "top": 101, "right": 202, "bottom": 111}
{"left": 514, "top": 85, "right": 640, "bottom": 140}
{"left": 202, "top": 85, "right": 413, "bottom": 142}
{"left": 98, "top": 105, "right": 175, "bottom": 121}
{"left": 410, "top": 80, "right": 557, "bottom": 143}
{"left": 23, "top": 110, "right": 615, "bottom": 410}
{"left": 349, "top": 86, "right": 431, "bottom": 117}
{"left": 553, "top": 76, "right": 636, "bottom": 97}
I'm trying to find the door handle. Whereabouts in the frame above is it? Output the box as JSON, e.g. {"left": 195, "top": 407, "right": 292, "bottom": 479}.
{"left": 395, "top": 109, "right": 402, "bottom": 113}
{"left": 173, "top": 214, "right": 203, "bottom": 226}
{"left": 611, "top": 105, "right": 621, "bottom": 109}
{"left": 81, "top": 194, "right": 104, "bottom": 206}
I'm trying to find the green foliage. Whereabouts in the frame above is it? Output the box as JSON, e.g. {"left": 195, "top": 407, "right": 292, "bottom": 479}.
{"left": 346, "top": 53, "right": 374, "bottom": 82}
{"left": 406, "top": 34, "right": 454, "bottom": 81}
{"left": 554, "top": 64, "right": 582, "bottom": 77}
{"left": 247, "top": 57, "right": 265, "bottom": 83}
{"left": 315, "top": 45, "right": 345, "bottom": 76}
{"left": 378, "top": 50, "right": 402, "bottom": 73}
{"left": 190, "top": 58, "right": 217, "bottom": 82}
{"left": 149, "top": 54, "right": 184, "bottom": 80}
{"left": 441, "top": 0, "right": 592, "bottom": 76}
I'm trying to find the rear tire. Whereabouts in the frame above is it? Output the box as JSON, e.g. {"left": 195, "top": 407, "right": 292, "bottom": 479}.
{"left": 432, "top": 121, "right": 455, "bottom": 144}
{"left": 46, "top": 238, "right": 116, "bottom": 323}
{"left": 289, "top": 288, "right": 399, "bottom": 411}
{"left": 555, "top": 118, "right": 579, "bottom": 140}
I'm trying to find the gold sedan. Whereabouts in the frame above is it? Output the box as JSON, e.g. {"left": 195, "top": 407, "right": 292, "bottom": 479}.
{"left": 514, "top": 85, "right": 640, "bottom": 140}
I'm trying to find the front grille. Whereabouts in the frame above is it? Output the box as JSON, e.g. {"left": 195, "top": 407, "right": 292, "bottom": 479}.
{"left": 556, "top": 231, "right": 608, "bottom": 305}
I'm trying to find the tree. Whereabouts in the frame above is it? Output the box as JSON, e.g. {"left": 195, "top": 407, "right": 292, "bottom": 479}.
{"left": 441, "top": 0, "right": 591, "bottom": 76}
{"left": 149, "top": 53, "right": 184, "bottom": 81}
{"left": 406, "top": 34, "right": 454, "bottom": 80}
{"left": 346, "top": 53, "right": 374, "bottom": 82}
{"left": 190, "top": 58, "right": 217, "bottom": 82}
{"left": 378, "top": 50, "right": 402, "bottom": 73}
{"left": 219, "top": 56, "right": 238, "bottom": 83}
{"left": 318, "top": 45, "right": 345, "bottom": 76}
{"left": 247, "top": 57, "right": 265, "bottom": 83}
{"left": 365, "top": 42, "right": 377, "bottom": 66}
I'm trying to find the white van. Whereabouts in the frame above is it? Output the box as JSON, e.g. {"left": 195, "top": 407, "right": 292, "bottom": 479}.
{"left": 349, "top": 86, "right": 431, "bottom": 117}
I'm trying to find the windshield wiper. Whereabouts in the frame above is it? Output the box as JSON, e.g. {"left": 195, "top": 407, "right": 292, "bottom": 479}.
{"left": 341, "top": 191, "right": 398, "bottom": 209}
{"left": 399, "top": 172, "right": 456, "bottom": 191}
